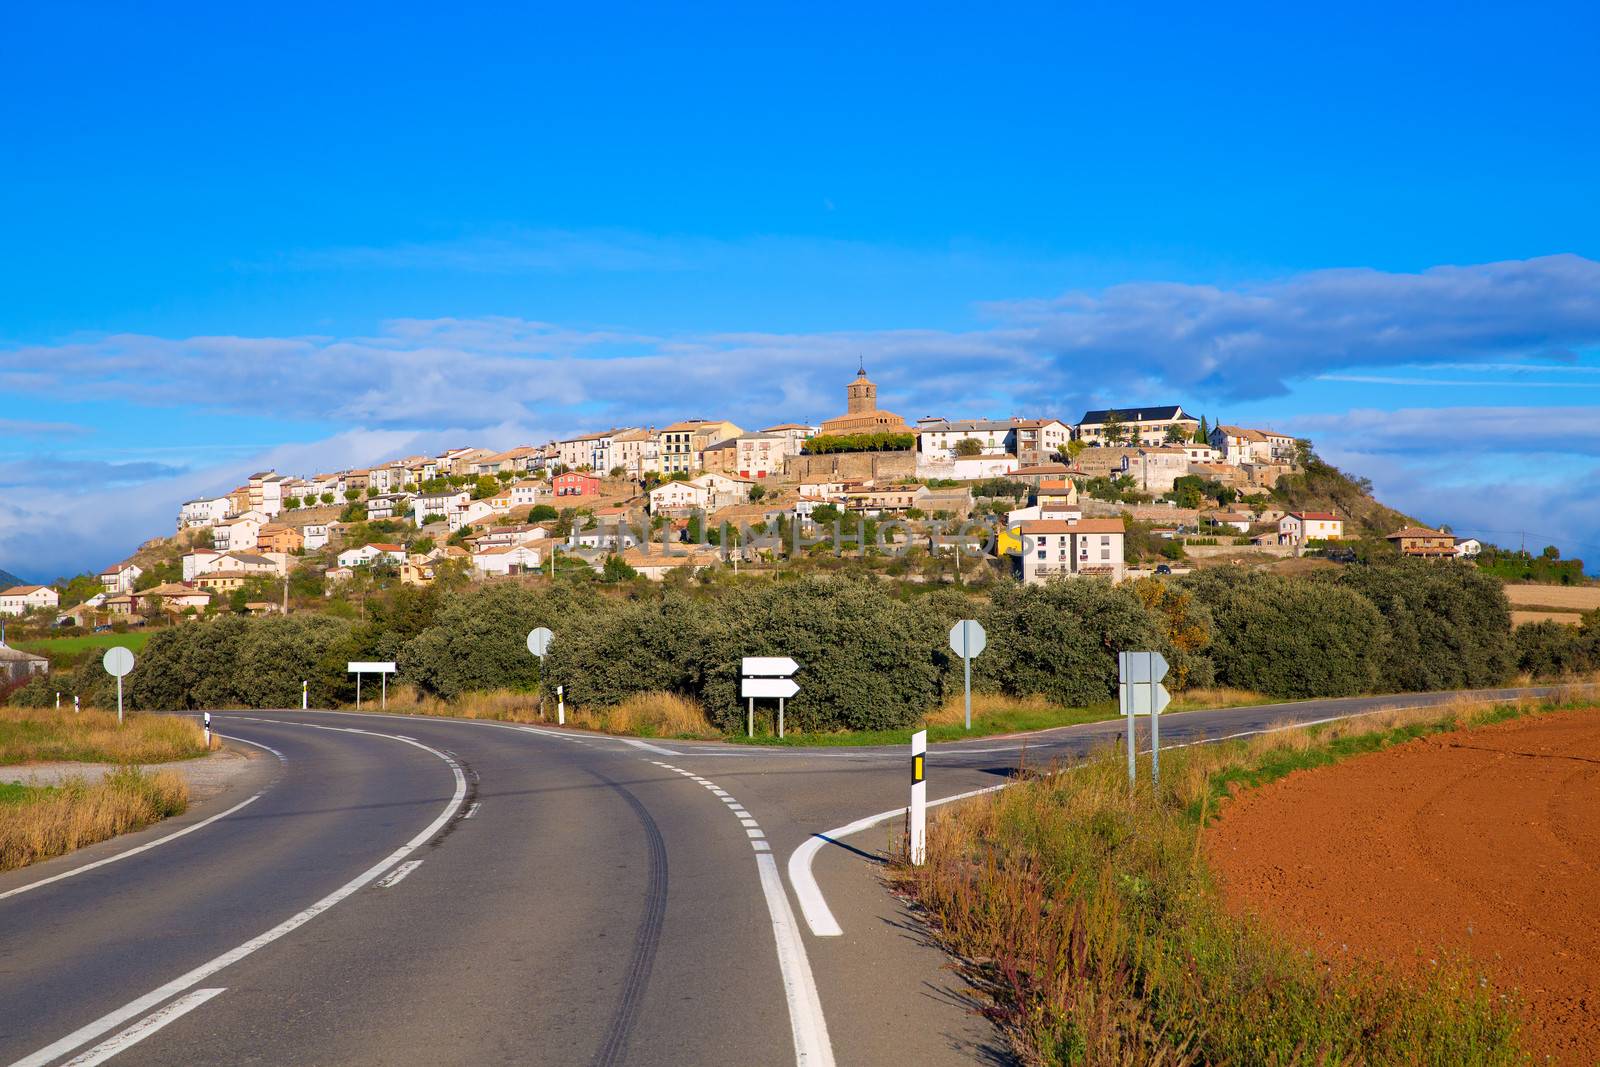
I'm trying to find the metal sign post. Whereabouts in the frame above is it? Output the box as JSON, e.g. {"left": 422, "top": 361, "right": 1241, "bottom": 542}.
{"left": 347, "top": 661, "right": 397, "bottom": 713}
{"left": 102, "top": 646, "right": 135, "bottom": 725}
{"left": 740, "top": 657, "right": 800, "bottom": 738}
{"left": 948, "top": 620, "right": 987, "bottom": 730}
{"left": 1118, "top": 651, "right": 1171, "bottom": 789}
{"left": 909, "top": 729, "right": 928, "bottom": 865}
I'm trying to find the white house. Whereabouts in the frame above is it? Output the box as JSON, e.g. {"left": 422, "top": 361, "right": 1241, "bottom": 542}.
{"left": 366, "top": 493, "right": 414, "bottom": 522}
{"left": 1278, "top": 512, "right": 1344, "bottom": 544}
{"left": 1453, "top": 538, "right": 1483, "bottom": 558}
{"left": 649, "top": 480, "right": 712, "bottom": 514}
{"left": 452, "top": 499, "right": 501, "bottom": 531}
{"left": 1016, "top": 518, "right": 1126, "bottom": 583}
{"left": 950, "top": 454, "right": 1019, "bottom": 480}
{"left": 336, "top": 543, "right": 407, "bottom": 568}
{"left": 694, "top": 472, "right": 755, "bottom": 509}
{"left": 731, "top": 434, "right": 786, "bottom": 479}
{"left": 1010, "top": 419, "right": 1073, "bottom": 463}
{"left": 471, "top": 544, "right": 544, "bottom": 576}
{"left": 1076, "top": 406, "right": 1198, "bottom": 447}
{"left": 0, "top": 585, "right": 60, "bottom": 616}
{"left": 915, "top": 418, "right": 1017, "bottom": 459}
{"left": 302, "top": 523, "right": 331, "bottom": 551}
{"left": 99, "top": 561, "right": 143, "bottom": 594}
{"left": 212, "top": 513, "right": 265, "bottom": 553}
{"left": 412, "top": 490, "right": 470, "bottom": 527}
{"left": 178, "top": 495, "right": 232, "bottom": 530}
{"left": 509, "top": 479, "right": 545, "bottom": 509}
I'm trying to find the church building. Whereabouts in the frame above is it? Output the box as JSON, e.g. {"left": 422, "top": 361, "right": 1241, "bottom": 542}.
{"left": 817, "top": 364, "right": 911, "bottom": 436}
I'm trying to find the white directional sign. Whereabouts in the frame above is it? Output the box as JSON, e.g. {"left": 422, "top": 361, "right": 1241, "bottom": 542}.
{"left": 948, "top": 619, "right": 986, "bottom": 659}
{"left": 102, "top": 646, "right": 135, "bottom": 678}
{"left": 526, "top": 627, "right": 554, "bottom": 658}
{"left": 347, "top": 661, "right": 397, "bottom": 674}
{"left": 1118, "top": 651, "right": 1171, "bottom": 715}
{"left": 742, "top": 656, "right": 799, "bottom": 677}
{"left": 741, "top": 676, "right": 801, "bottom": 699}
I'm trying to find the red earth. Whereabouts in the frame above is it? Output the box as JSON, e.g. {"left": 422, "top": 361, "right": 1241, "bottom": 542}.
{"left": 1205, "top": 708, "right": 1600, "bottom": 1064}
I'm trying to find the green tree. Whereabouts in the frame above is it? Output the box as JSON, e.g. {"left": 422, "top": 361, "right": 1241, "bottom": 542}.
{"left": 954, "top": 437, "right": 984, "bottom": 457}
{"left": 601, "top": 554, "right": 639, "bottom": 582}
{"left": 1101, "top": 412, "right": 1127, "bottom": 445}
{"left": 320, "top": 492, "right": 336, "bottom": 505}
{"left": 1163, "top": 424, "right": 1189, "bottom": 444}
{"left": 528, "top": 504, "right": 558, "bottom": 522}
{"left": 1196, "top": 415, "right": 1210, "bottom": 444}
{"left": 748, "top": 483, "right": 766, "bottom": 502}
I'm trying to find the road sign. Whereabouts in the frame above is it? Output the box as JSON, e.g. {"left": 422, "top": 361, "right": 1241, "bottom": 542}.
{"left": 741, "top": 676, "right": 801, "bottom": 699}
{"left": 741, "top": 656, "right": 799, "bottom": 677}
{"left": 526, "top": 627, "right": 553, "bottom": 658}
{"left": 948, "top": 620, "right": 987, "bottom": 730}
{"left": 1118, "top": 651, "right": 1170, "bottom": 714}
{"left": 347, "top": 661, "right": 397, "bottom": 674}
{"left": 947, "top": 619, "right": 986, "bottom": 659}
{"left": 348, "top": 661, "right": 397, "bottom": 712}
{"left": 102, "top": 646, "right": 135, "bottom": 678}
{"left": 103, "top": 646, "right": 135, "bottom": 726}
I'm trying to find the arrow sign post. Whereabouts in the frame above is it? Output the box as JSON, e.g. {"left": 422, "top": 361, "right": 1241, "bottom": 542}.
{"left": 1118, "top": 651, "right": 1171, "bottom": 788}
{"left": 102, "top": 646, "right": 135, "bottom": 725}
{"left": 948, "top": 620, "right": 987, "bottom": 730}
{"left": 741, "top": 656, "right": 800, "bottom": 738}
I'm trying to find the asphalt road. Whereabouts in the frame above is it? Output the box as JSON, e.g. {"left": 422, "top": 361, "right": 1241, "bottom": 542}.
{"left": 0, "top": 684, "right": 1585, "bottom": 1066}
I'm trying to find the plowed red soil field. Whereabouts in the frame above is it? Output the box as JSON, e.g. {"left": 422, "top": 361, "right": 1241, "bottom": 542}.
{"left": 1206, "top": 709, "right": 1600, "bottom": 1064}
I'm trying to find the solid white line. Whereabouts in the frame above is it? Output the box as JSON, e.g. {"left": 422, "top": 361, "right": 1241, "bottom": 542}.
{"left": 0, "top": 730, "right": 292, "bottom": 903}
{"left": 57, "top": 988, "right": 227, "bottom": 1067}
{"left": 618, "top": 737, "right": 680, "bottom": 756}
{"left": 12, "top": 729, "right": 467, "bottom": 1067}
{"left": 788, "top": 782, "right": 1008, "bottom": 937}
{"left": 755, "top": 853, "right": 835, "bottom": 1067}
{"left": 377, "top": 860, "right": 423, "bottom": 888}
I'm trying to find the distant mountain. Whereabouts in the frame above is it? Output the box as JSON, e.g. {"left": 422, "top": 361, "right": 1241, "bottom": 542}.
{"left": 0, "top": 569, "right": 24, "bottom": 589}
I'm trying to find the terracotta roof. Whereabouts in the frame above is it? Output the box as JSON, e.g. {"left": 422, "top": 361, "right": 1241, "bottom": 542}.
{"left": 2, "top": 585, "right": 48, "bottom": 595}
{"left": 1386, "top": 526, "right": 1448, "bottom": 539}
{"left": 367, "top": 543, "right": 405, "bottom": 552}
{"left": 1020, "top": 518, "right": 1125, "bottom": 534}
{"left": 1289, "top": 511, "right": 1342, "bottom": 521}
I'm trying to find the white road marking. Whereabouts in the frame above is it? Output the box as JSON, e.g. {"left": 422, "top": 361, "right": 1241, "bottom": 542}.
{"left": 0, "top": 732, "right": 287, "bottom": 904}
{"left": 464, "top": 802, "right": 480, "bottom": 819}
{"left": 377, "top": 860, "right": 423, "bottom": 888}
{"left": 57, "top": 988, "right": 227, "bottom": 1067}
{"left": 619, "top": 737, "right": 680, "bottom": 755}
{"left": 12, "top": 728, "right": 467, "bottom": 1067}
{"left": 649, "top": 759, "right": 833, "bottom": 1066}
{"left": 755, "top": 853, "right": 836, "bottom": 1067}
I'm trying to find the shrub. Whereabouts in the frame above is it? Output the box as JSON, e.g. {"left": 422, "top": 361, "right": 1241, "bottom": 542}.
{"left": 1513, "top": 619, "right": 1600, "bottom": 678}
{"left": 1180, "top": 567, "right": 1386, "bottom": 697}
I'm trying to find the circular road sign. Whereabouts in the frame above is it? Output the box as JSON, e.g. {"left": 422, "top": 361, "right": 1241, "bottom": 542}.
{"left": 948, "top": 619, "right": 987, "bottom": 659}
{"left": 102, "top": 646, "right": 136, "bottom": 678}
{"left": 526, "top": 626, "right": 554, "bottom": 658}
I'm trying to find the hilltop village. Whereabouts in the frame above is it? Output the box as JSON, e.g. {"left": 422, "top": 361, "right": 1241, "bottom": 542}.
{"left": 4, "top": 368, "right": 1478, "bottom": 625}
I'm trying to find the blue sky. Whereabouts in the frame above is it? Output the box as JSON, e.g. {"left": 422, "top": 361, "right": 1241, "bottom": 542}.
{"left": 3, "top": 1, "right": 1598, "bottom": 579}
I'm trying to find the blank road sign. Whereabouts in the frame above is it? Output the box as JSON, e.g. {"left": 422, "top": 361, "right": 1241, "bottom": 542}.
{"left": 102, "top": 646, "right": 135, "bottom": 678}
{"left": 741, "top": 676, "right": 800, "bottom": 699}
{"left": 526, "top": 627, "right": 554, "bottom": 657}
{"left": 1119, "top": 651, "right": 1171, "bottom": 715}
{"left": 347, "top": 661, "right": 397, "bottom": 674}
{"left": 948, "top": 619, "right": 986, "bottom": 659}
{"left": 742, "top": 656, "right": 799, "bottom": 677}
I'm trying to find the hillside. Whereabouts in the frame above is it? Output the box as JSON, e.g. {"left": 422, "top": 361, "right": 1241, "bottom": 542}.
{"left": 0, "top": 568, "right": 24, "bottom": 589}
{"left": 1270, "top": 456, "right": 1419, "bottom": 537}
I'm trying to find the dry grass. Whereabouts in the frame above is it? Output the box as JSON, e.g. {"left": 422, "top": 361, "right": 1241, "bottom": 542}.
{"left": 1511, "top": 609, "right": 1584, "bottom": 627}
{"left": 567, "top": 692, "right": 718, "bottom": 739}
{"left": 376, "top": 685, "right": 545, "bottom": 724}
{"left": 924, "top": 692, "right": 1058, "bottom": 727}
{"left": 0, "top": 707, "right": 209, "bottom": 766}
{"left": 0, "top": 767, "right": 188, "bottom": 872}
{"left": 1502, "top": 584, "right": 1600, "bottom": 611}
{"left": 1167, "top": 686, "right": 1272, "bottom": 711}
{"left": 894, "top": 695, "right": 1577, "bottom": 1065}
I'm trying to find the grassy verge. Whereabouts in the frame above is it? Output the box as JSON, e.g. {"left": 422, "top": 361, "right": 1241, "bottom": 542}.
{"left": 0, "top": 707, "right": 209, "bottom": 765}
{"left": 15, "top": 632, "right": 149, "bottom": 666}
{"left": 726, "top": 687, "right": 1279, "bottom": 747}
{"left": 0, "top": 767, "right": 188, "bottom": 872}
{"left": 891, "top": 692, "right": 1588, "bottom": 1065}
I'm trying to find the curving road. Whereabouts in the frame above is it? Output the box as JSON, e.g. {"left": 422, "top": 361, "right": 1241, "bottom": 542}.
{"left": 0, "top": 685, "right": 1585, "bottom": 1066}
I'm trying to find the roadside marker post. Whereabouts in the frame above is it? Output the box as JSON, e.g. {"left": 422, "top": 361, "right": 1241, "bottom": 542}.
{"left": 1118, "top": 651, "right": 1172, "bottom": 789}
{"left": 556, "top": 684, "right": 565, "bottom": 726}
{"left": 102, "top": 646, "right": 135, "bottom": 725}
{"left": 740, "top": 657, "right": 800, "bottom": 738}
{"left": 947, "top": 619, "right": 987, "bottom": 730}
{"left": 909, "top": 730, "right": 928, "bottom": 865}
{"left": 301, "top": 680, "right": 307, "bottom": 710}
{"left": 347, "top": 662, "right": 397, "bottom": 713}
{"left": 203, "top": 711, "right": 212, "bottom": 749}
{"left": 73, "top": 695, "right": 79, "bottom": 714}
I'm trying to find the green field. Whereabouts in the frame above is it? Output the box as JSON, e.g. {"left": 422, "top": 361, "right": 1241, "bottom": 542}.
{"left": 15, "top": 632, "right": 150, "bottom": 660}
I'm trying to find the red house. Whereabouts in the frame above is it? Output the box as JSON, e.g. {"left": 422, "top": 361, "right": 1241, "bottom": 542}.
{"left": 552, "top": 471, "right": 602, "bottom": 497}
